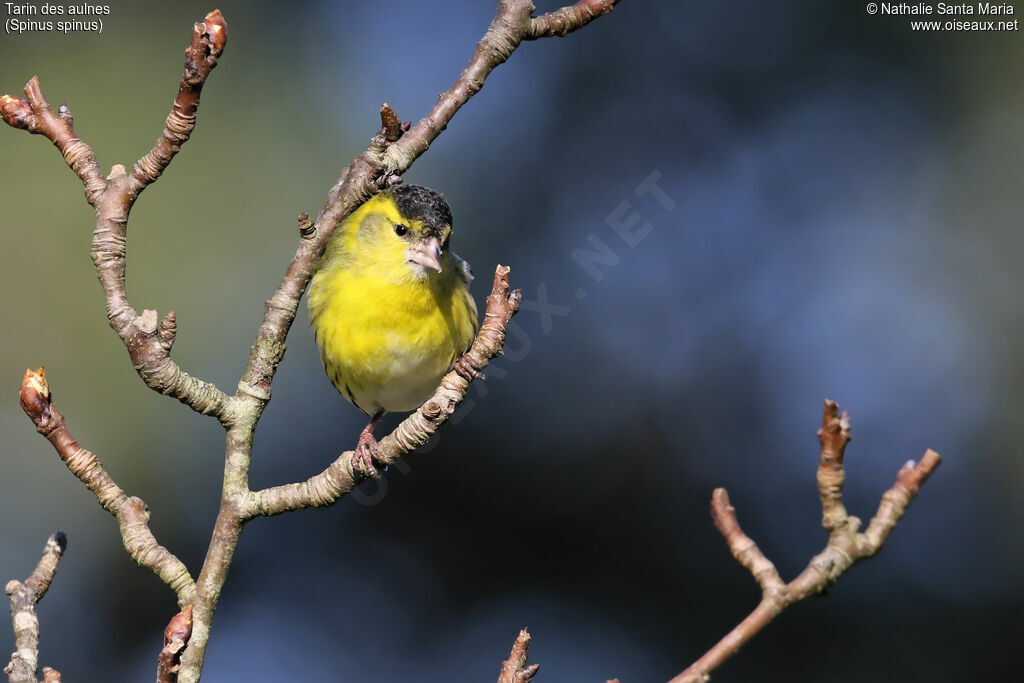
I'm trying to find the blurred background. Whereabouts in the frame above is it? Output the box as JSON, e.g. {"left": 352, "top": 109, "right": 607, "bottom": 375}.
{"left": 1, "top": 1, "right": 1021, "bottom": 680}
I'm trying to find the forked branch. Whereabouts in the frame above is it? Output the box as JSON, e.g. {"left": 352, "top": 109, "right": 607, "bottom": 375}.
{"left": 2, "top": 12, "right": 232, "bottom": 422}
{"left": 669, "top": 400, "right": 941, "bottom": 683}
{"left": 4, "top": 533, "right": 66, "bottom": 683}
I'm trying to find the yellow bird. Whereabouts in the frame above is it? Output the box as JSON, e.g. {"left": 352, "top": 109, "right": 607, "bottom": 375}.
{"left": 309, "top": 185, "right": 479, "bottom": 475}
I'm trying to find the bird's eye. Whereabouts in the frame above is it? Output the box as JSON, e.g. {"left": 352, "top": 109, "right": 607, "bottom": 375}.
{"left": 394, "top": 224, "right": 409, "bottom": 237}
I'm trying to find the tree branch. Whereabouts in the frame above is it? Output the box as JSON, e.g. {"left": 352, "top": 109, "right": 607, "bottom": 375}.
{"left": 1, "top": 11, "right": 233, "bottom": 422}
{"left": 129, "top": 11, "right": 227, "bottom": 197}
{"left": 4, "top": 533, "right": 66, "bottom": 683}
{"left": 0, "top": 81, "right": 106, "bottom": 205}
{"left": 497, "top": 630, "right": 540, "bottom": 683}
{"left": 527, "top": 0, "right": 620, "bottom": 39}
{"left": 669, "top": 400, "right": 941, "bottom": 683}
{"left": 247, "top": 265, "right": 521, "bottom": 516}
{"left": 19, "top": 368, "right": 196, "bottom": 606}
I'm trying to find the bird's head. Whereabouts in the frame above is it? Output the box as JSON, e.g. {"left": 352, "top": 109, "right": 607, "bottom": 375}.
{"left": 345, "top": 184, "right": 454, "bottom": 278}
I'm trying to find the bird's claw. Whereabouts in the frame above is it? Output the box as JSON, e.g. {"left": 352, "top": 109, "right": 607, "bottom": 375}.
{"left": 453, "top": 354, "right": 485, "bottom": 381}
{"left": 353, "top": 432, "right": 381, "bottom": 480}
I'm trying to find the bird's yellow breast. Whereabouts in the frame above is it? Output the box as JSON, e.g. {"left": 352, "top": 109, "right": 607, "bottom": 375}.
{"left": 309, "top": 217, "right": 477, "bottom": 414}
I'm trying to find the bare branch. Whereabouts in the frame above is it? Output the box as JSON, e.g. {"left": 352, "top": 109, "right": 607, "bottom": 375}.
{"left": 156, "top": 606, "right": 194, "bottom": 683}
{"left": 710, "top": 489, "right": 785, "bottom": 596}
{"left": 527, "top": 0, "right": 620, "bottom": 39}
{"left": 4, "top": 533, "right": 66, "bottom": 683}
{"left": 859, "top": 449, "right": 941, "bottom": 553}
{"left": 19, "top": 368, "right": 196, "bottom": 606}
{"left": 0, "top": 81, "right": 106, "bottom": 205}
{"left": 1, "top": 12, "right": 233, "bottom": 421}
{"left": 497, "top": 630, "right": 540, "bottom": 683}
{"left": 247, "top": 265, "right": 522, "bottom": 516}
{"left": 382, "top": 0, "right": 617, "bottom": 171}
{"left": 816, "top": 399, "right": 851, "bottom": 531}
{"left": 129, "top": 10, "right": 227, "bottom": 197}
{"left": 670, "top": 400, "right": 941, "bottom": 683}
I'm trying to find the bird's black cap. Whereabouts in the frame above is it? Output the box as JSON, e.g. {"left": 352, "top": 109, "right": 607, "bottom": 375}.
{"left": 388, "top": 185, "right": 453, "bottom": 233}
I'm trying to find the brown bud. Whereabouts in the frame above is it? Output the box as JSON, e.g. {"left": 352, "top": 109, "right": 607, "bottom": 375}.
{"left": 20, "top": 366, "right": 51, "bottom": 424}
{"left": 380, "top": 103, "right": 403, "bottom": 143}
{"left": 0, "top": 94, "right": 32, "bottom": 129}
{"left": 297, "top": 212, "right": 315, "bottom": 238}
{"left": 164, "top": 604, "right": 194, "bottom": 646}
{"left": 204, "top": 10, "right": 228, "bottom": 53}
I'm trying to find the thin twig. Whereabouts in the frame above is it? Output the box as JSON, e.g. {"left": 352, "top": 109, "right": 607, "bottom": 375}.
{"left": 19, "top": 368, "right": 196, "bottom": 606}
{"left": 0, "top": 81, "right": 105, "bottom": 204}
{"left": 4, "top": 533, "right": 67, "bottom": 683}
{"left": 129, "top": 11, "right": 227, "bottom": 197}
{"left": 527, "top": 0, "right": 620, "bottom": 39}
{"left": 669, "top": 400, "right": 941, "bottom": 683}
{"left": 497, "top": 630, "right": 540, "bottom": 683}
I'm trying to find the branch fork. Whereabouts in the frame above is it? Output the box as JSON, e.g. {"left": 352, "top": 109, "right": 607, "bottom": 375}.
{"left": 4, "top": 533, "right": 67, "bottom": 683}
{"left": 670, "top": 400, "right": 941, "bottom": 683}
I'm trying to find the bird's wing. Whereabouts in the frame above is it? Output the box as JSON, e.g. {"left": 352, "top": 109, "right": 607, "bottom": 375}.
{"left": 451, "top": 251, "right": 480, "bottom": 350}
{"left": 451, "top": 251, "right": 474, "bottom": 285}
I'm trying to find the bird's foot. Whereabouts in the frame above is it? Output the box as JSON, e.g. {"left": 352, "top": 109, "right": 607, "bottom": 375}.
{"left": 352, "top": 428, "right": 381, "bottom": 480}
{"left": 453, "top": 353, "right": 485, "bottom": 382}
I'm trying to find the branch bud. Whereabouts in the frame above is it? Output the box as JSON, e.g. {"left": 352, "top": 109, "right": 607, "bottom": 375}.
{"left": 1, "top": 94, "right": 32, "bottom": 129}
{"left": 297, "top": 212, "right": 315, "bottom": 238}
{"left": 380, "top": 103, "right": 404, "bottom": 143}
{"left": 163, "top": 604, "right": 194, "bottom": 646}
{"left": 203, "top": 10, "right": 228, "bottom": 54}
{"left": 20, "top": 366, "right": 52, "bottom": 425}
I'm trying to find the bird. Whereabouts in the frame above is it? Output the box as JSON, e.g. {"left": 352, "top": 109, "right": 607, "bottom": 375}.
{"left": 308, "top": 184, "right": 479, "bottom": 476}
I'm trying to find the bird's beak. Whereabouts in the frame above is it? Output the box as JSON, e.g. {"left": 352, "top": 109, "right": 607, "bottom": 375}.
{"left": 407, "top": 236, "right": 443, "bottom": 273}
